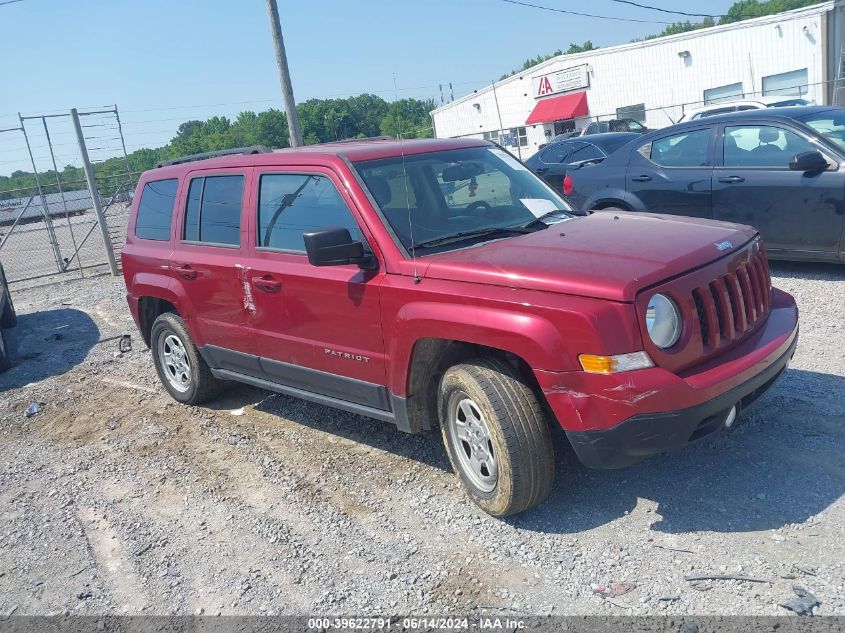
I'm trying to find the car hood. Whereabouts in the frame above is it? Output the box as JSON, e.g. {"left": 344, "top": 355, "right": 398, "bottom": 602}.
{"left": 420, "top": 212, "right": 758, "bottom": 302}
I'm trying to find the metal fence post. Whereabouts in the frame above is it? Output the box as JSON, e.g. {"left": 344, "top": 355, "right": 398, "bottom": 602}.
{"left": 113, "top": 105, "right": 133, "bottom": 184}
{"left": 70, "top": 108, "right": 119, "bottom": 276}
{"left": 19, "top": 113, "right": 65, "bottom": 272}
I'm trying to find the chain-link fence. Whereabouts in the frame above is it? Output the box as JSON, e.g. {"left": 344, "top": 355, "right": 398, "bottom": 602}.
{"left": 0, "top": 108, "right": 136, "bottom": 284}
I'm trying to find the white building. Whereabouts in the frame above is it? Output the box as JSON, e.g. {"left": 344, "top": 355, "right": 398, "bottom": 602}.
{"left": 430, "top": 1, "right": 845, "bottom": 159}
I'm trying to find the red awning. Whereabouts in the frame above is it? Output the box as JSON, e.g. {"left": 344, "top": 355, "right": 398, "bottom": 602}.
{"left": 525, "top": 92, "right": 588, "bottom": 125}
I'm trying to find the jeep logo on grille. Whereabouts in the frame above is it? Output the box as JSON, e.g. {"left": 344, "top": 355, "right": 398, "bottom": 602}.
{"left": 715, "top": 240, "right": 734, "bottom": 251}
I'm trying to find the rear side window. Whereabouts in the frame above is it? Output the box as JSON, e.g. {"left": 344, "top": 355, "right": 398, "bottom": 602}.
{"left": 568, "top": 143, "right": 604, "bottom": 163}
{"left": 540, "top": 143, "right": 573, "bottom": 164}
{"left": 135, "top": 179, "right": 178, "bottom": 241}
{"left": 257, "top": 174, "right": 362, "bottom": 251}
{"left": 639, "top": 129, "right": 711, "bottom": 167}
{"left": 183, "top": 175, "right": 244, "bottom": 246}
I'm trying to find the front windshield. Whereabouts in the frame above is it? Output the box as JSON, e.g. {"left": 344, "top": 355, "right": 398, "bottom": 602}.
{"left": 801, "top": 111, "right": 845, "bottom": 152}
{"left": 354, "top": 146, "right": 574, "bottom": 252}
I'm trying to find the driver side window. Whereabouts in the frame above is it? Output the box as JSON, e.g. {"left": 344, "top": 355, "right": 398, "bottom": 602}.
{"left": 723, "top": 125, "right": 820, "bottom": 168}
{"left": 257, "top": 174, "right": 363, "bottom": 252}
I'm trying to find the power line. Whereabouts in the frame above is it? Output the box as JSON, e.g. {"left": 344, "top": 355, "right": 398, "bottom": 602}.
{"left": 604, "top": 0, "right": 809, "bottom": 22}
{"left": 0, "top": 0, "right": 24, "bottom": 6}
{"left": 500, "top": 0, "right": 672, "bottom": 24}
{"left": 605, "top": 0, "right": 721, "bottom": 18}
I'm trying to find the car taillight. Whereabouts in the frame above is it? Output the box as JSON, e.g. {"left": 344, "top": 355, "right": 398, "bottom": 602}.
{"left": 563, "top": 173, "right": 573, "bottom": 196}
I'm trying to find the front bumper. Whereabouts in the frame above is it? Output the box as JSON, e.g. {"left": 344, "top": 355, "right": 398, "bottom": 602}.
{"left": 536, "top": 288, "right": 798, "bottom": 469}
{"left": 565, "top": 331, "right": 796, "bottom": 468}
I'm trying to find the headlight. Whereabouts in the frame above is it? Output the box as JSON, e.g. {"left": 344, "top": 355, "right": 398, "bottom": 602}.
{"left": 646, "top": 293, "right": 681, "bottom": 349}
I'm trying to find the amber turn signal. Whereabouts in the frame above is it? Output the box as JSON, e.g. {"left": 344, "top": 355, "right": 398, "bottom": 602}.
{"left": 579, "top": 351, "right": 654, "bottom": 374}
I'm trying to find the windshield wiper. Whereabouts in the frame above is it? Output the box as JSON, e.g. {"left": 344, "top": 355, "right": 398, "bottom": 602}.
{"left": 520, "top": 210, "right": 578, "bottom": 230}
{"left": 410, "top": 226, "right": 534, "bottom": 250}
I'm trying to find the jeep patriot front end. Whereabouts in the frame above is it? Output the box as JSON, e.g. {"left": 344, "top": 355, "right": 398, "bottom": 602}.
{"left": 122, "top": 139, "right": 798, "bottom": 516}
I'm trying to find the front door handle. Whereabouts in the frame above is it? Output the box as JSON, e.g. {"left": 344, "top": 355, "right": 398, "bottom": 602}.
{"left": 718, "top": 176, "right": 745, "bottom": 184}
{"left": 631, "top": 175, "right": 652, "bottom": 182}
{"left": 252, "top": 275, "right": 282, "bottom": 293}
{"left": 172, "top": 265, "right": 197, "bottom": 280}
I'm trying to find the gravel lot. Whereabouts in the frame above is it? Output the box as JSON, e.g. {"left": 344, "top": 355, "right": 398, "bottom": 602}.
{"left": 0, "top": 261, "right": 843, "bottom": 618}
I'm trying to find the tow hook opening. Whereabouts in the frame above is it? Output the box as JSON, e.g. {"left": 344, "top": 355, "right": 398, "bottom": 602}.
{"left": 724, "top": 405, "right": 738, "bottom": 429}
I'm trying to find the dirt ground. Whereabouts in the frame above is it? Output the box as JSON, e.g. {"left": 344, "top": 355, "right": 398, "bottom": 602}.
{"left": 0, "top": 261, "right": 843, "bottom": 618}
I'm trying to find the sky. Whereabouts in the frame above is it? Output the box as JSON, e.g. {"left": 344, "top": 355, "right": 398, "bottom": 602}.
{"left": 0, "top": 0, "right": 736, "bottom": 176}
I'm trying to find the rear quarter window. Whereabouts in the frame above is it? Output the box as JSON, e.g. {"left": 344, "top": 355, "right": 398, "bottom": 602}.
{"left": 135, "top": 179, "right": 178, "bottom": 241}
{"left": 183, "top": 175, "right": 244, "bottom": 246}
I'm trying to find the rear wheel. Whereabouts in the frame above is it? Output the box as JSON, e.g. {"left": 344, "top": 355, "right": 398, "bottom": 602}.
{"left": 438, "top": 357, "right": 555, "bottom": 517}
{"left": 1, "top": 267, "right": 16, "bottom": 329}
{"left": 150, "top": 313, "right": 223, "bottom": 404}
{"left": 0, "top": 328, "right": 11, "bottom": 372}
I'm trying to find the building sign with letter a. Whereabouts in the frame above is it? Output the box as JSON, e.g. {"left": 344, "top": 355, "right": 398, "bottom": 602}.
{"left": 532, "top": 65, "right": 589, "bottom": 98}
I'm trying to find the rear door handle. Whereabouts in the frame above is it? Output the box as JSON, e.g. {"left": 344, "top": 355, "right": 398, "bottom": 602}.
{"left": 631, "top": 175, "right": 652, "bottom": 182}
{"left": 172, "top": 264, "right": 197, "bottom": 280}
{"left": 535, "top": 167, "right": 547, "bottom": 174}
{"left": 718, "top": 176, "right": 745, "bottom": 183}
{"left": 252, "top": 275, "right": 282, "bottom": 293}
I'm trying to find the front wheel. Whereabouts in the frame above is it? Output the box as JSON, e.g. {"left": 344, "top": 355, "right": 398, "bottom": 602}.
{"left": 438, "top": 357, "right": 555, "bottom": 517}
{"left": 150, "top": 312, "right": 223, "bottom": 404}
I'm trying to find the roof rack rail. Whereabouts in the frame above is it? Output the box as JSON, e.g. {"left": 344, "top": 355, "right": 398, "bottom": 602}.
{"left": 326, "top": 135, "right": 395, "bottom": 144}
{"left": 155, "top": 145, "right": 272, "bottom": 168}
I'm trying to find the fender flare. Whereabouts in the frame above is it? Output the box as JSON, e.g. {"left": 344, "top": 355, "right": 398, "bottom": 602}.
{"left": 130, "top": 272, "right": 180, "bottom": 310}
{"left": 386, "top": 302, "right": 573, "bottom": 396}
{"left": 127, "top": 273, "right": 196, "bottom": 346}
{"left": 584, "top": 188, "right": 642, "bottom": 212}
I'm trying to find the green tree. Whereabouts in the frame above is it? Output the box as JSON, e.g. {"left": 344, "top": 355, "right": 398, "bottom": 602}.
{"left": 500, "top": 41, "right": 598, "bottom": 80}
{"left": 1, "top": 95, "right": 438, "bottom": 199}
{"left": 255, "top": 109, "right": 289, "bottom": 148}
{"left": 565, "top": 40, "right": 596, "bottom": 54}
{"left": 348, "top": 94, "right": 389, "bottom": 138}
{"left": 228, "top": 111, "right": 261, "bottom": 147}
{"left": 644, "top": 16, "right": 715, "bottom": 40}
{"left": 635, "top": 0, "right": 818, "bottom": 41}
{"left": 720, "top": 0, "right": 820, "bottom": 24}
{"left": 380, "top": 99, "right": 436, "bottom": 138}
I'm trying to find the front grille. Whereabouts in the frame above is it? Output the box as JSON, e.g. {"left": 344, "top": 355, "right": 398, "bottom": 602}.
{"left": 691, "top": 243, "right": 771, "bottom": 350}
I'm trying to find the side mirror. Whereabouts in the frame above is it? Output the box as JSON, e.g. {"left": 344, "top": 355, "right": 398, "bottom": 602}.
{"left": 303, "top": 227, "right": 375, "bottom": 269}
{"left": 789, "top": 150, "right": 828, "bottom": 172}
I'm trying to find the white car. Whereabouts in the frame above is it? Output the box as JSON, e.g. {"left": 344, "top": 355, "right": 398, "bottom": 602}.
{"left": 678, "top": 96, "right": 813, "bottom": 122}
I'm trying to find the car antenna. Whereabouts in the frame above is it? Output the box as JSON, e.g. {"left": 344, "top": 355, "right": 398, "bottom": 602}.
{"left": 394, "top": 73, "right": 421, "bottom": 284}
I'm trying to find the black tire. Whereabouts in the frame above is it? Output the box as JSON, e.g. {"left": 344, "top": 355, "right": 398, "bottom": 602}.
{"left": 0, "top": 327, "right": 11, "bottom": 373}
{"left": 150, "top": 312, "right": 223, "bottom": 404}
{"left": 0, "top": 267, "right": 16, "bottom": 329}
{"left": 438, "top": 357, "right": 555, "bottom": 517}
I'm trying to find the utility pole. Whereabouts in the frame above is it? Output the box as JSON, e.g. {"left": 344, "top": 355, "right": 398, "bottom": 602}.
{"left": 265, "top": 0, "right": 303, "bottom": 147}
{"left": 71, "top": 108, "right": 119, "bottom": 276}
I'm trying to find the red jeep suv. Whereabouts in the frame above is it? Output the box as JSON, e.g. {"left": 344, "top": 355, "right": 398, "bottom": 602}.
{"left": 122, "top": 139, "right": 798, "bottom": 517}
